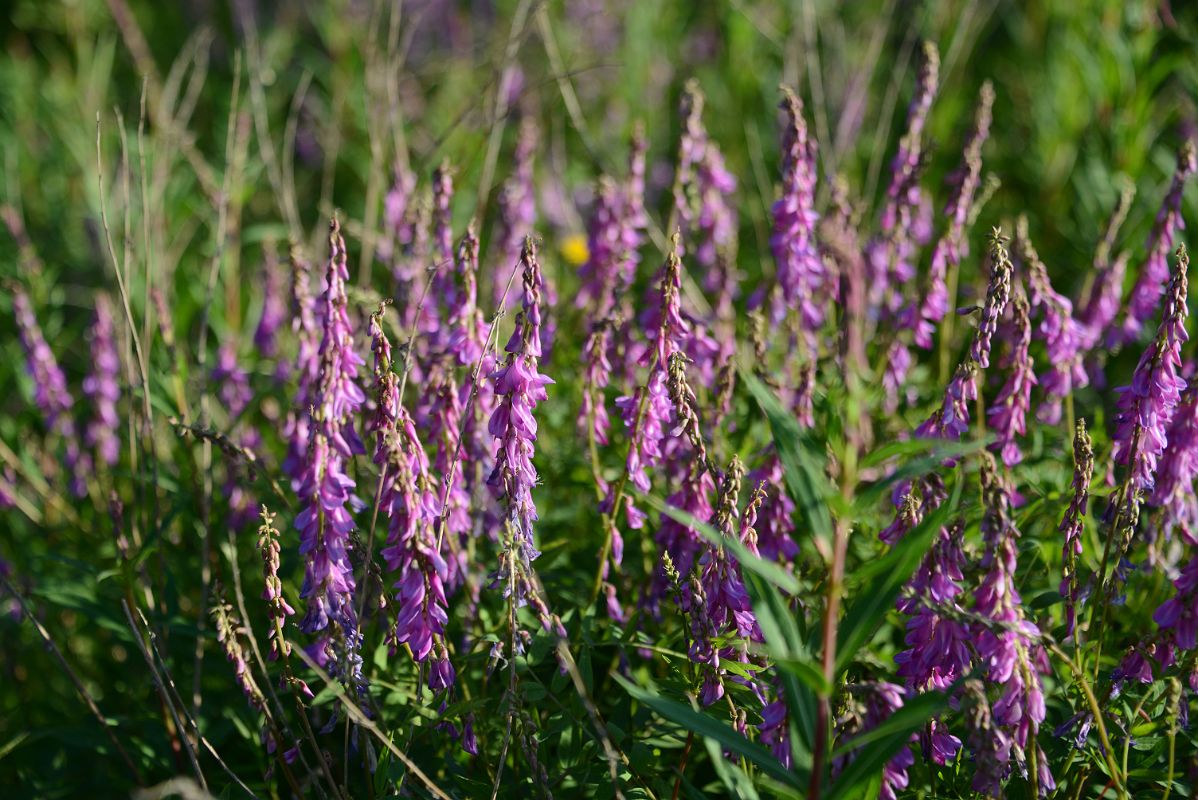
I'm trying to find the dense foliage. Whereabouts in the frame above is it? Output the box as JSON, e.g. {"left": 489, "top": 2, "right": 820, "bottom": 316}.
{"left": 5, "top": 2, "right": 1198, "bottom": 798}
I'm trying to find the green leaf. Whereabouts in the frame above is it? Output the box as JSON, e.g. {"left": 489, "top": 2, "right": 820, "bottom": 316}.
{"left": 824, "top": 690, "right": 950, "bottom": 800}
{"left": 647, "top": 494, "right": 801, "bottom": 594}
{"left": 835, "top": 481, "right": 960, "bottom": 673}
{"left": 743, "top": 373, "right": 835, "bottom": 556}
{"left": 613, "top": 674, "right": 801, "bottom": 789}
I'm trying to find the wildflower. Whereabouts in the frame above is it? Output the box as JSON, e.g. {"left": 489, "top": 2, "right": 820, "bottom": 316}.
{"left": 1152, "top": 378, "right": 1198, "bottom": 544}
{"left": 425, "top": 364, "right": 470, "bottom": 588}
{"left": 258, "top": 507, "right": 295, "bottom": 661}
{"left": 1154, "top": 554, "right": 1198, "bottom": 653}
{"left": 493, "top": 118, "right": 538, "bottom": 307}
{"left": 869, "top": 41, "right": 939, "bottom": 316}
{"left": 895, "top": 519, "right": 971, "bottom": 694}
{"left": 381, "top": 405, "right": 454, "bottom": 689}
{"left": 1059, "top": 420, "right": 1094, "bottom": 639}
{"left": 915, "top": 81, "right": 994, "bottom": 349}
{"left": 987, "top": 291, "right": 1036, "bottom": 466}
{"left": 1112, "top": 244, "right": 1189, "bottom": 493}
{"left": 1116, "top": 141, "right": 1196, "bottom": 345}
{"left": 770, "top": 86, "right": 823, "bottom": 349}
{"left": 296, "top": 219, "right": 366, "bottom": 647}
{"left": 1079, "top": 182, "right": 1135, "bottom": 347}
{"left": 13, "top": 287, "right": 88, "bottom": 497}
{"left": 972, "top": 455, "right": 1053, "bottom": 795}
{"left": 254, "top": 246, "right": 287, "bottom": 359}
{"left": 1017, "top": 219, "right": 1089, "bottom": 423}
{"left": 916, "top": 229, "right": 1012, "bottom": 441}
{"left": 447, "top": 224, "right": 488, "bottom": 366}
{"left": 579, "top": 319, "right": 614, "bottom": 447}
{"left": 83, "top": 294, "right": 121, "bottom": 467}
{"left": 213, "top": 344, "right": 260, "bottom": 530}
{"left": 282, "top": 246, "right": 321, "bottom": 484}
{"left": 833, "top": 682, "right": 916, "bottom": 800}
{"left": 487, "top": 236, "right": 553, "bottom": 588}
{"left": 432, "top": 159, "right": 456, "bottom": 287}
{"left": 674, "top": 82, "right": 737, "bottom": 272}
{"left": 212, "top": 590, "right": 265, "bottom": 711}
{"left": 746, "top": 454, "right": 798, "bottom": 561}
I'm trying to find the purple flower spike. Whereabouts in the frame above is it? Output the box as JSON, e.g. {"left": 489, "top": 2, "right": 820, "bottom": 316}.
{"left": 1151, "top": 378, "right": 1198, "bottom": 545}
{"left": 493, "top": 119, "right": 538, "bottom": 308}
{"left": 916, "top": 82, "right": 994, "bottom": 349}
{"left": 13, "top": 287, "right": 89, "bottom": 496}
{"left": 1017, "top": 219, "right": 1090, "bottom": 424}
{"left": 432, "top": 160, "right": 456, "bottom": 283}
{"left": 987, "top": 291, "right": 1036, "bottom": 466}
{"left": 917, "top": 229, "right": 1013, "bottom": 441}
{"left": 674, "top": 82, "right": 737, "bottom": 272}
{"left": 487, "top": 236, "right": 554, "bottom": 589}
{"left": 381, "top": 404, "right": 453, "bottom": 688}
{"left": 296, "top": 219, "right": 366, "bottom": 643}
{"left": 870, "top": 42, "right": 940, "bottom": 317}
{"left": 972, "top": 457, "right": 1053, "bottom": 793}
{"left": 833, "top": 682, "right": 916, "bottom": 800}
{"left": 770, "top": 87, "right": 825, "bottom": 354}
{"left": 1154, "top": 553, "right": 1198, "bottom": 652}
{"left": 1059, "top": 420, "right": 1094, "bottom": 640}
{"left": 1112, "top": 244, "right": 1189, "bottom": 493}
{"left": 254, "top": 247, "right": 287, "bottom": 359}
{"left": 580, "top": 319, "right": 614, "bottom": 447}
{"left": 447, "top": 224, "right": 488, "bottom": 366}
{"left": 1116, "top": 141, "right": 1196, "bottom": 345}
{"left": 83, "top": 294, "right": 121, "bottom": 467}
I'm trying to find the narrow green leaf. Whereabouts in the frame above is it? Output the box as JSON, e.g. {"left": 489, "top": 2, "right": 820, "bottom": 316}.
{"left": 613, "top": 674, "right": 802, "bottom": 789}
{"left": 743, "top": 373, "right": 835, "bottom": 555}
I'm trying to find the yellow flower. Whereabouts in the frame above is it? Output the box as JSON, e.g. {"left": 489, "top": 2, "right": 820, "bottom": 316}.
{"left": 560, "top": 233, "right": 589, "bottom": 266}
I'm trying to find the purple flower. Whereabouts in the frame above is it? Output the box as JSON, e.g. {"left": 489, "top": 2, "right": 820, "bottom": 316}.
{"left": 493, "top": 119, "right": 538, "bottom": 308}
{"left": 770, "top": 87, "right": 824, "bottom": 353}
{"left": 987, "top": 292, "right": 1036, "bottom": 466}
{"left": 1152, "top": 378, "right": 1198, "bottom": 544}
{"left": 424, "top": 364, "right": 470, "bottom": 589}
{"left": 13, "top": 287, "right": 88, "bottom": 496}
{"left": 1111, "top": 244, "right": 1189, "bottom": 493}
{"left": 295, "top": 219, "right": 366, "bottom": 643}
{"left": 916, "top": 229, "right": 1013, "bottom": 441}
{"left": 580, "top": 320, "right": 614, "bottom": 447}
{"left": 869, "top": 42, "right": 940, "bottom": 317}
{"left": 487, "top": 237, "right": 553, "bottom": 588}
{"left": 283, "top": 247, "right": 321, "bottom": 485}
{"left": 915, "top": 83, "right": 994, "bottom": 350}
{"left": 1115, "top": 141, "right": 1196, "bottom": 345}
{"left": 254, "top": 248, "right": 287, "bottom": 359}
{"left": 746, "top": 454, "right": 798, "bottom": 562}
{"left": 895, "top": 519, "right": 972, "bottom": 693}
{"left": 1154, "top": 553, "right": 1198, "bottom": 652}
{"left": 650, "top": 467, "right": 715, "bottom": 605}
{"left": 432, "top": 160, "right": 456, "bottom": 286}
{"left": 833, "top": 682, "right": 916, "bottom": 800}
{"left": 1059, "top": 420, "right": 1094, "bottom": 640}
{"left": 674, "top": 83, "right": 737, "bottom": 273}
{"left": 1018, "top": 220, "right": 1091, "bottom": 423}
{"left": 83, "top": 294, "right": 121, "bottom": 467}
{"left": 381, "top": 404, "right": 454, "bottom": 690}
{"left": 971, "top": 457, "right": 1053, "bottom": 792}
{"left": 447, "top": 225, "right": 488, "bottom": 366}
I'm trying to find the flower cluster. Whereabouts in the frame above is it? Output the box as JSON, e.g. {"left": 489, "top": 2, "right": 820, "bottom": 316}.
{"left": 1116, "top": 141, "right": 1196, "bottom": 345}
{"left": 1059, "top": 420, "right": 1094, "bottom": 639}
{"left": 83, "top": 293, "right": 121, "bottom": 467}
{"left": 487, "top": 236, "right": 553, "bottom": 592}
{"left": 1111, "top": 244, "right": 1189, "bottom": 493}
{"left": 13, "top": 287, "right": 88, "bottom": 496}
{"left": 914, "top": 81, "right": 994, "bottom": 349}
